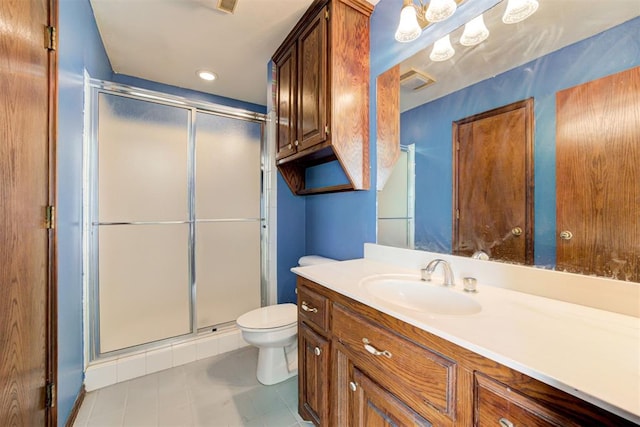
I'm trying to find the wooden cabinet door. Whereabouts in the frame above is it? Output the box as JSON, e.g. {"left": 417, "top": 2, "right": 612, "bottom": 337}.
{"left": 275, "top": 42, "right": 298, "bottom": 160}
{"left": 475, "top": 374, "right": 576, "bottom": 427}
{"left": 556, "top": 66, "right": 640, "bottom": 281}
{"left": 299, "top": 322, "right": 330, "bottom": 426}
{"left": 349, "top": 368, "right": 432, "bottom": 427}
{"left": 1, "top": 0, "right": 56, "bottom": 424}
{"left": 297, "top": 6, "right": 328, "bottom": 151}
{"left": 453, "top": 99, "right": 534, "bottom": 265}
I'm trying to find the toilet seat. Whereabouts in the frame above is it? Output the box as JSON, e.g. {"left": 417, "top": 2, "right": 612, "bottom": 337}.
{"left": 236, "top": 303, "right": 297, "bottom": 330}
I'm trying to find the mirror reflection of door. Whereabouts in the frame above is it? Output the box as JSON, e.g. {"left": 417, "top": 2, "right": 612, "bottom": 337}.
{"left": 556, "top": 66, "right": 640, "bottom": 282}
{"left": 378, "top": 145, "right": 415, "bottom": 249}
{"left": 453, "top": 99, "right": 534, "bottom": 264}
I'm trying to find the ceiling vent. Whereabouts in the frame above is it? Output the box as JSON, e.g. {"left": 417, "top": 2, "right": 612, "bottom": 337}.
{"left": 400, "top": 68, "right": 436, "bottom": 91}
{"left": 216, "top": 0, "right": 238, "bottom": 14}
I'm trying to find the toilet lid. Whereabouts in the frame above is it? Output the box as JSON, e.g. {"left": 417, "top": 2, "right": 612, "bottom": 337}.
{"left": 236, "top": 303, "right": 297, "bottom": 330}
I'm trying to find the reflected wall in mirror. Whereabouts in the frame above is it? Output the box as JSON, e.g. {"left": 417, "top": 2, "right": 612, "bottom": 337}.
{"left": 376, "top": 0, "right": 640, "bottom": 281}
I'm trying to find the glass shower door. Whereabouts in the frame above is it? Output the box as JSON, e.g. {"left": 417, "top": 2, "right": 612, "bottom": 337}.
{"left": 96, "top": 93, "right": 192, "bottom": 353}
{"left": 195, "top": 112, "right": 262, "bottom": 329}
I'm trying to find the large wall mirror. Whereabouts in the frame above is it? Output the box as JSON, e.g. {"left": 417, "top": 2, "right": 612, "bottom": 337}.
{"left": 376, "top": 0, "right": 639, "bottom": 282}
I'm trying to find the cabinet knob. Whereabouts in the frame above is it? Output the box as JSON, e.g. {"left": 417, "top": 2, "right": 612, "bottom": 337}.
{"left": 288, "top": 143, "right": 292, "bottom": 150}
{"left": 301, "top": 302, "right": 318, "bottom": 313}
{"left": 349, "top": 381, "right": 357, "bottom": 392}
{"left": 511, "top": 226, "right": 523, "bottom": 236}
{"left": 499, "top": 418, "right": 514, "bottom": 427}
{"left": 294, "top": 139, "right": 299, "bottom": 147}
{"left": 314, "top": 347, "right": 321, "bottom": 356}
{"left": 362, "top": 338, "right": 392, "bottom": 359}
{"left": 559, "top": 230, "right": 573, "bottom": 240}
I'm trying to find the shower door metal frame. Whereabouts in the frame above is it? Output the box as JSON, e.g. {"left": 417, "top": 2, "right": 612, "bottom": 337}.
{"left": 85, "top": 80, "right": 268, "bottom": 361}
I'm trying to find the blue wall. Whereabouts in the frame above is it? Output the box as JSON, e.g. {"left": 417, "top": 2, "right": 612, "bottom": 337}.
{"left": 57, "top": 0, "right": 112, "bottom": 424}
{"left": 400, "top": 17, "right": 640, "bottom": 267}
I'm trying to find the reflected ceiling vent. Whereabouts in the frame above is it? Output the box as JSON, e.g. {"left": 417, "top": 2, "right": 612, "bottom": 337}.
{"left": 216, "top": 0, "right": 238, "bottom": 14}
{"left": 400, "top": 68, "right": 436, "bottom": 91}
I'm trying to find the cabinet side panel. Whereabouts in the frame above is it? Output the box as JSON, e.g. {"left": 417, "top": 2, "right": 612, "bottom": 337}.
{"left": 330, "top": 0, "right": 370, "bottom": 189}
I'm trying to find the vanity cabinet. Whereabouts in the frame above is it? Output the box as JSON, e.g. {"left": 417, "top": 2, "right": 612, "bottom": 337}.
{"left": 332, "top": 303, "right": 456, "bottom": 425}
{"left": 273, "top": 0, "right": 373, "bottom": 195}
{"left": 296, "top": 277, "right": 636, "bottom": 427}
{"left": 299, "top": 323, "right": 329, "bottom": 425}
{"left": 474, "top": 373, "right": 576, "bottom": 426}
{"left": 337, "top": 356, "right": 432, "bottom": 426}
{"left": 297, "top": 282, "right": 330, "bottom": 425}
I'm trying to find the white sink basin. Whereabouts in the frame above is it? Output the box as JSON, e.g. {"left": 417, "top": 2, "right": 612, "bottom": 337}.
{"left": 360, "top": 274, "right": 482, "bottom": 316}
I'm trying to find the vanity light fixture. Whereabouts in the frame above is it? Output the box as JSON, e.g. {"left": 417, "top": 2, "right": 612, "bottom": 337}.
{"left": 425, "top": 0, "right": 457, "bottom": 23}
{"left": 429, "top": 34, "right": 455, "bottom": 61}
{"left": 502, "top": 0, "right": 539, "bottom": 24}
{"left": 395, "top": 0, "right": 423, "bottom": 43}
{"left": 197, "top": 70, "right": 217, "bottom": 81}
{"left": 394, "top": 0, "right": 463, "bottom": 43}
{"left": 460, "top": 14, "right": 489, "bottom": 46}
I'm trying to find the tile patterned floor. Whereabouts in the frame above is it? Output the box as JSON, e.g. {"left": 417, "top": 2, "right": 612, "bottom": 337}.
{"left": 74, "top": 347, "right": 311, "bottom": 427}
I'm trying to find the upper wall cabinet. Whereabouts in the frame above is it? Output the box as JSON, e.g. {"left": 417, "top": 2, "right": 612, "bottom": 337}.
{"left": 273, "top": 0, "right": 373, "bottom": 195}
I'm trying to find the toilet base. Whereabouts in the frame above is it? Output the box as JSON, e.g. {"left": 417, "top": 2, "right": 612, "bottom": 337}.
{"left": 256, "top": 344, "right": 298, "bottom": 386}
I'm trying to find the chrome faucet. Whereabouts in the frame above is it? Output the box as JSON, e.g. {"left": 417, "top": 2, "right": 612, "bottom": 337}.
{"left": 421, "top": 259, "right": 455, "bottom": 286}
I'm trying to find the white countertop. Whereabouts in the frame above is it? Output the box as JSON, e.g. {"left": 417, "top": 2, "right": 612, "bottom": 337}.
{"left": 292, "top": 258, "right": 640, "bottom": 424}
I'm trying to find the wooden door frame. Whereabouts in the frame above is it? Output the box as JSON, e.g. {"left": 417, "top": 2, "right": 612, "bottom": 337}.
{"left": 47, "top": 0, "right": 58, "bottom": 424}
{"left": 452, "top": 98, "right": 535, "bottom": 264}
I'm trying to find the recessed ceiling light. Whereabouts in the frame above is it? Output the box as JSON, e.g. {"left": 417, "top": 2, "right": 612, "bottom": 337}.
{"left": 197, "top": 70, "right": 217, "bottom": 81}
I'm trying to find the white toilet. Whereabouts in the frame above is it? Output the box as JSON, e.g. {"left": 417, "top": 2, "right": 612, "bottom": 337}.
{"left": 236, "top": 255, "right": 336, "bottom": 385}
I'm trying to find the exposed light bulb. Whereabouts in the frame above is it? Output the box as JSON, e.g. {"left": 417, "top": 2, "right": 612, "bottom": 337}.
{"left": 430, "top": 34, "right": 455, "bottom": 62}
{"left": 395, "top": 4, "right": 422, "bottom": 42}
{"left": 460, "top": 14, "right": 489, "bottom": 46}
{"left": 502, "top": 0, "right": 539, "bottom": 24}
{"left": 425, "top": 0, "right": 457, "bottom": 23}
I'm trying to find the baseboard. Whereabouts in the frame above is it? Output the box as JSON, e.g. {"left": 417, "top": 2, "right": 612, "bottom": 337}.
{"left": 64, "top": 385, "right": 86, "bottom": 427}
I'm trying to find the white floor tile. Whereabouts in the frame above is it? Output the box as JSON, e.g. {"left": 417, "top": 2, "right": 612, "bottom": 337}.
{"left": 74, "top": 347, "right": 303, "bottom": 427}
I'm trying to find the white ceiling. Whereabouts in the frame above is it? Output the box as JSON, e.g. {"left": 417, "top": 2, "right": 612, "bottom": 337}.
{"left": 90, "top": 0, "right": 379, "bottom": 107}
{"left": 400, "top": 0, "right": 640, "bottom": 111}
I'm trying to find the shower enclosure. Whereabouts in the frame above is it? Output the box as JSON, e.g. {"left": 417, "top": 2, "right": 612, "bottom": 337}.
{"left": 86, "top": 81, "right": 266, "bottom": 358}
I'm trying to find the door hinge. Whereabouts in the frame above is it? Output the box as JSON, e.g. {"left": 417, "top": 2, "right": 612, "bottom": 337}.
{"left": 45, "top": 382, "right": 56, "bottom": 408}
{"left": 45, "top": 26, "right": 56, "bottom": 51}
{"left": 325, "top": 125, "right": 330, "bottom": 135}
{"left": 456, "top": 209, "right": 460, "bottom": 219}
{"left": 456, "top": 140, "right": 460, "bottom": 151}
{"left": 325, "top": 9, "right": 329, "bottom": 20}
{"left": 45, "top": 205, "right": 55, "bottom": 229}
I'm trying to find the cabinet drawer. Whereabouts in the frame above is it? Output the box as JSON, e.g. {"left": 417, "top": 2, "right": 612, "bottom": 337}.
{"left": 297, "top": 283, "right": 329, "bottom": 332}
{"left": 333, "top": 304, "right": 456, "bottom": 420}
{"left": 475, "top": 374, "right": 577, "bottom": 427}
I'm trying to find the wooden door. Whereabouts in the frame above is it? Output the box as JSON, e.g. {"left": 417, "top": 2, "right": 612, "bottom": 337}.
{"left": 297, "top": 6, "right": 328, "bottom": 151}
{"left": 299, "top": 322, "right": 329, "bottom": 426}
{"left": 1, "top": 0, "right": 57, "bottom": 424}
{"left": 453, "top": 99, "right": 534, "bottom": 264}
{"left": 275, "top": 42, "right": 297, "bottom": 161}
{"left": 556, "top": 66, "right": 640, "bottom": 281}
